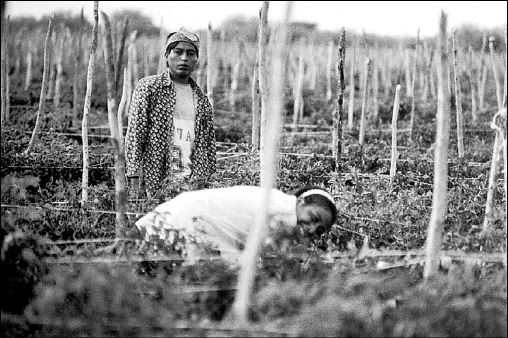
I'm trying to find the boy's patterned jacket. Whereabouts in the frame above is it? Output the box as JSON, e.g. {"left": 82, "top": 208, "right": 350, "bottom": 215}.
{"left": 125, "top": 72, "right": 216, "bottom": 194}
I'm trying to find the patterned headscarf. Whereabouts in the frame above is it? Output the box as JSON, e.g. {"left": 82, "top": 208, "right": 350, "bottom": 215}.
{"left": 165, "top": 28, "right": 200, "bottom": 54}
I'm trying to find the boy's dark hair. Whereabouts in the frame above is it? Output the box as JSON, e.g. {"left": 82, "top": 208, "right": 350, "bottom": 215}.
{"left": 292, "top": 185, "right": 338, "bottom": 231}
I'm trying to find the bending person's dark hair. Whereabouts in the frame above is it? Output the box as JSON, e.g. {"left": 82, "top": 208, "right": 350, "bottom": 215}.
{"left": 292, "top": 185, "right": 338, "bottom": 231}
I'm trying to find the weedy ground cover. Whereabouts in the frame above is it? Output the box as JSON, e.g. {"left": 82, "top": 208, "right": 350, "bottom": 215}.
{"left": 1, "top": 24, "right": 506, "bottom": 336}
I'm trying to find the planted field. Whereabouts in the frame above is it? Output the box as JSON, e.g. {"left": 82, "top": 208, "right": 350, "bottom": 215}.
{"left": 1, "top": 3, "right": 507, "bottom": 337}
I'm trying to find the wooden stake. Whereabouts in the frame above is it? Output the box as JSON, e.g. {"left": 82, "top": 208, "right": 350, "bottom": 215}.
{"left": 233, "top": 1, "right": 292, "bottom": 323}
{"left": 115, "top": 16, "right": 129, "bottom": 99}
{"left": 404, "top": 49, "right": 412, "bottom": 97}
{"left": 359, "top": 58, "right": 371, "bottom": 146}
{"left": 467, "top": 45, "right": 478, "bottom": 123}
{"left": 206, "top": 22, "right": 214, "bottom": 109}
{"left": 482, "top": 109, "right": 506, "bottom": 233}
{"left": 156, "top": 17, "right": 165, "bottom": 75}
{"left": 143, "top": 41, "right": 150, "bottom": 77}
{"left": 347, "top": 44, "right": 356, "bottom": 130}
{"left": 424, "top": 11, "right": 451, "bottom": 281}
{"left": 371, "top": 54, "right": 379, "bottom": 122}
{"left": 229, "top": 58, "right": 241, "bottom": 110}
{"left": 102, "top": 10, "right": 127, "bottom": 236}
{"left": 478, "top": 32, "right": 488, "bottom": 111}
{"left": 24, "top": 43, "right": 33, "bottom": 91}
{"left": 54, "top": 24, "right": 66, "bottom": 113}
{"left": 5, "top": 23, "right": 10, "bottom": 122}
{"left": 73, "top": 8, "right": 84, "bottom": 126}
{"left": 308, "top": 39, "right": 317, "bottom": 91}
{"left": 125, "top": 30, "right": 137, "bottom": 119}
{"left": 1, "top": 15, "right": 9, "bottom": 123}
{"left": 489, "top": 36, "right": 503, "bottom": 111}
{"left": 429, "top": 48, "right": 437, "bottom": 100}
{"left": 81, "top": 2, "right": 99, "bottom": 204}
{"left": 292, "top": 38, "right": 305, "bottom": 127}
{"left": 117, "top": 68, "right": 128, "bottom": 154}
{"left": 22, "top": 16, "right": 54, "bottom": 155}
{"left": 326, "top": 40, "right": 334, "bottom": 102}
{"left": 45, "top": 31, "right": 56, "bottom": 100}
{"left": 409, "top": 28, "right": 420, "bottom": 138}
{"left": 251, "top": 61, "right": 260, "bottom": 149}
{"left": 333, "top": 28, "right": 346, "bottom": 172}
{"left": 503, "top": 30, "right": 507, "bottom": 109}
{"left": 452, "top": 30, "right": 464, "bottom": 159}
{"left": 390, "top": 85, "right": 401, "bottom": 185}
{"left": 258, "top": 1, "right": 269, "bottom": 150}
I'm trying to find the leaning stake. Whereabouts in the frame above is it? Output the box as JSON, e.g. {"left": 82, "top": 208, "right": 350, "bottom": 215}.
{"left": 481, "top": 108, "right": 506, "bottom": 233}
{"left": 23, "top": 15, "right": 54, "bottom": 155}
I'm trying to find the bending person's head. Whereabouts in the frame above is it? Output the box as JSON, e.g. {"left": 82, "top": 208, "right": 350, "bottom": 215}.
{"left": 292, "top": 185, "right": 337, "bottom": 238}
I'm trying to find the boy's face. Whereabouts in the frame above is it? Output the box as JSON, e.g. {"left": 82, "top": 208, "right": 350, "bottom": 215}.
{"left": 295, "top": 200, "right": 333, "bottom": 238}
{"left": 166, "top": 41, "right": 198, "bottom": 81}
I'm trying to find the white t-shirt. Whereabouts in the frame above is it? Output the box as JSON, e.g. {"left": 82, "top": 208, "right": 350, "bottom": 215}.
{"left": 172, "top": 81, "right": 195, "bottom": 177}
{"left": 135, "top": 186, "right": 298, "bottom": 263}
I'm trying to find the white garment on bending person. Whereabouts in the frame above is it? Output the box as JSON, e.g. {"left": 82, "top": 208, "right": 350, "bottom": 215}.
{"left": 172, "top": 81, "right": 195, "bottom": 177}
{"left": 135, "top": 186, "right": 298, "bottom": 263}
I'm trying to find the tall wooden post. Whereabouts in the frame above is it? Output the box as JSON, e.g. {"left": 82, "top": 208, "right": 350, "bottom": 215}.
{"left": 233, "top": 1, "right": 293, "bottom": 323}
{"left": 478, "top": 32, "right": 488, "bottom": 111}
{"left": 5, "top": 15, "right": 10, "bottom": 123}
{"left": 467, "top": 45, "right": 478, "bottom": 123}
{"left": 251, "top": 61, "right": 260, "bottom": 149}
{"left": 482, "top": 108, "right": 506, "bottom": 233}
{"left": 125, "top": 30, "right": 137, "bottom": 120}
{"left": 156, "top": 17, "right": 165, "bottom": 75}
{"left": 73, "top": 7, "right": 84, "bottom": 126}
{"left": 371, "top": 56, "right": 379, "bottom": 122}
{"left": 429, "top": 49, "right": 437, "bottom": 100}
{"left": 54, "top": 25, "right": 66, "bottom": 113}
{"left": 404, "top": 49, "right": 412, "bottom": 98}
{"left": 292, "top": 38, "right": 305, "bottom": 127}
{"left": 359, "top": 58, "right": 371, "bottom": 146}
{"left": 81, "top": 2, "right": 99, "bottom": 204}
{"left": 409, "top": 28, "right": 420, "bottom": 138}
{"left": 333, "top": 28, "right": 346, "bottom": 172}
{"left": 452, "top": 30, "right": 464, "bottom": 159}
{"left": 326, "top": 40, "right": 334, "bottom": 102}
{"left": 258, "top": 1, "right": 269, "bottom": 150}
{"left": 46, "top": 31, "right": 56, "bottom": 100}
{"left": 206, "top": 22, "right": 214, "bottom": 109}
{"left": 390, "top": 85, "right": 402, "bottom": 185}
{"left": 24, "top": 41, "right": 33, "bottom": 91}
{"left": 489, "top": 36, "right": 503, "bottom": 111}
{"left": 102, "top": 10, "right": 127, "bottom": 236}
{"left": 115, "top": 16, "right": 129, "bottom": 100}
{"left": 229, "top": 58, "right": 241, "bottom": 110}
{"left": 23, "top": 16, "right": 54, "bottom": 156}
{"left": 424, "top": 11, "right": 451, "bottom": 281}
{"left": 347, "top": 44, "right": 356, "bottom": 130}
{"left": 1, "top": 15, "right": 9, "bottom": 124}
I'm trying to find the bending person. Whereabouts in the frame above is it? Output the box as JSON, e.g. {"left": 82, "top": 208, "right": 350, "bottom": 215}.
{"left": 135, "top": 185, "right": 338, "bottom": 263}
